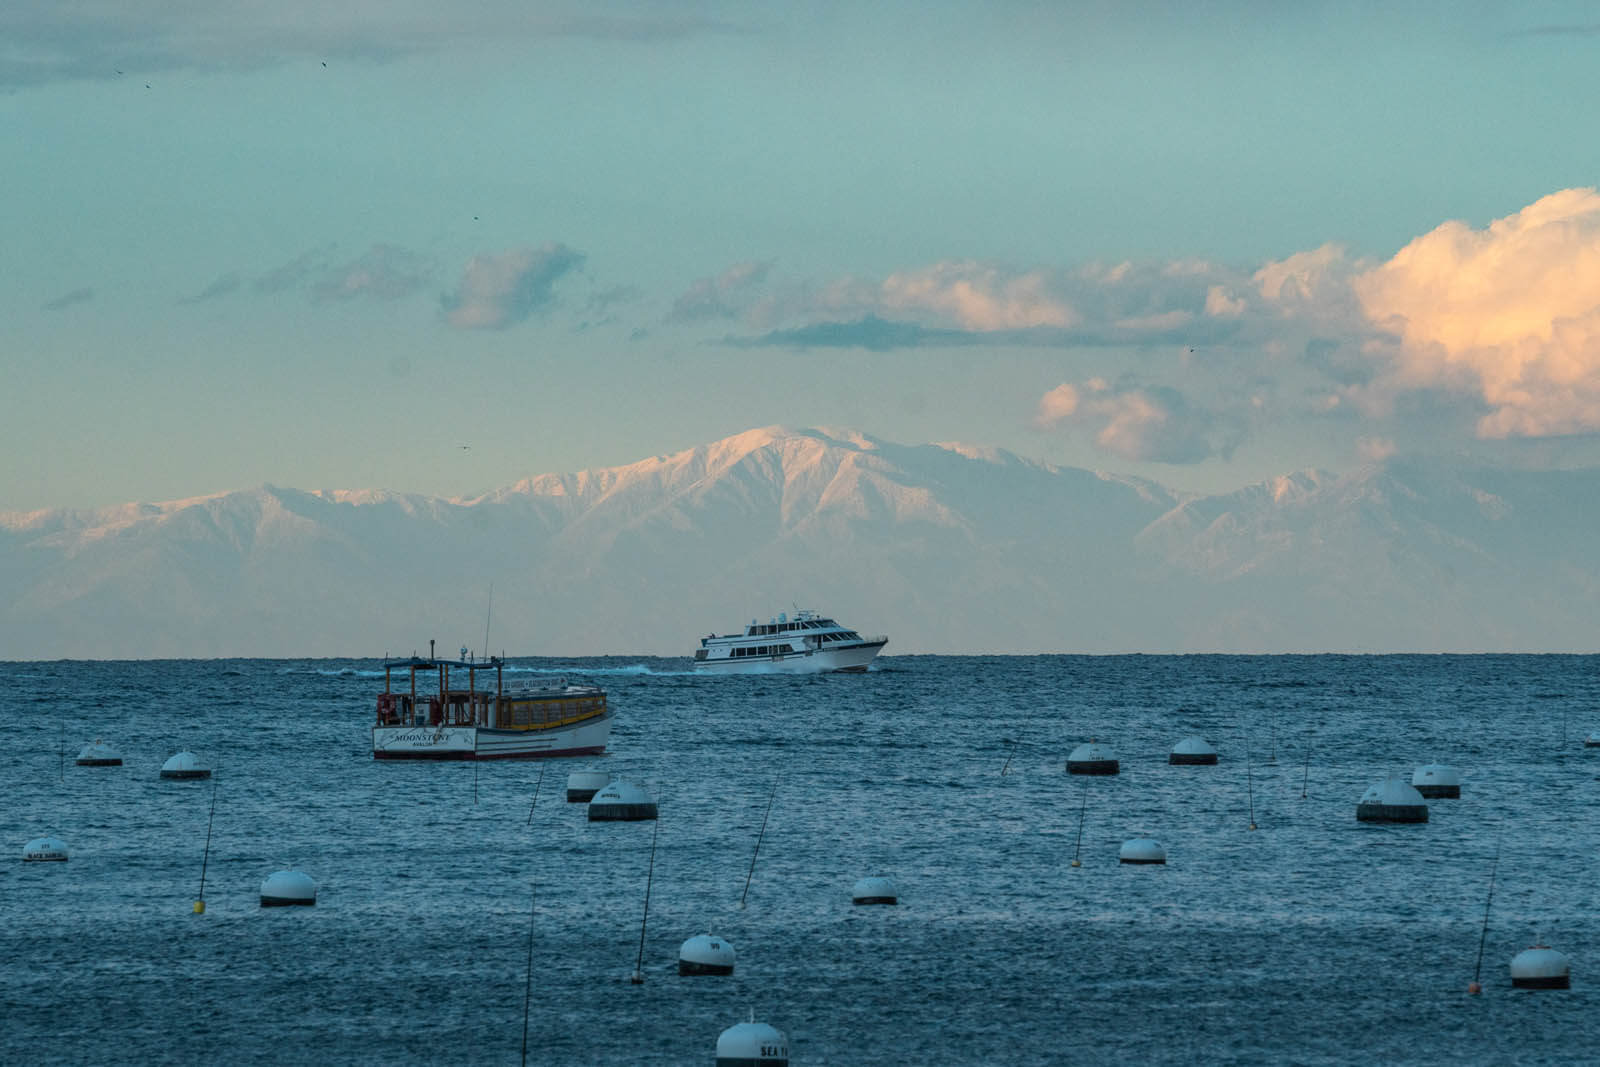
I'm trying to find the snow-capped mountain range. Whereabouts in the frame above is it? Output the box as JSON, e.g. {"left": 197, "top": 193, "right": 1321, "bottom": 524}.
{"left": 4, "top": 426, "right": 1598, "bottom": 657}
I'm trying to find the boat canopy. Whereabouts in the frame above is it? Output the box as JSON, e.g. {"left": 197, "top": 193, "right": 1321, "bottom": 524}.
{"left": 382, "top": 655, "right": 503, "bottom": 671}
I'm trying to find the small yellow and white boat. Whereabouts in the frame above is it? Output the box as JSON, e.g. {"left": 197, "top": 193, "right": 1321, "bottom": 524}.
{"left": 371, "top": 649, "right": 610, "bottom": 761}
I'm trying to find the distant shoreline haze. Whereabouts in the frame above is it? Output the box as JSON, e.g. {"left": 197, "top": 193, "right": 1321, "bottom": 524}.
{"left": 3, "top": 426, "right": 1597, "bottom": 658}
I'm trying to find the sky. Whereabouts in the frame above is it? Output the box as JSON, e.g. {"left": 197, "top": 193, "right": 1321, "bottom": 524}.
{"left": 7, "top": 0, "right": 1600, "bottom": 512}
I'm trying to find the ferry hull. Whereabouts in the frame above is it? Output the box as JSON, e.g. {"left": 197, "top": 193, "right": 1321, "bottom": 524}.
{"left": 372, "top": 714, "right": 611, "bottom": 761}
{"left": 693, "top": 640, "right": 886, "bottom": 675}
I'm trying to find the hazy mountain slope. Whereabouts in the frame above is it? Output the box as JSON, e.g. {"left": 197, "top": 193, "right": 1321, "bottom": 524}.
{"left": 2, "top": 428, "right": 1597, "bottom": 656}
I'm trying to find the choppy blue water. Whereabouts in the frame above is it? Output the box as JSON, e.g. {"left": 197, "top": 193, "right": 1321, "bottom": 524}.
{"left": 4, "top": 655, "right": 1600, "bottom": 1065}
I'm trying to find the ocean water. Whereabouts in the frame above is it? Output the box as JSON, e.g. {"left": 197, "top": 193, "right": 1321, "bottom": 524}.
{"left": 4, "top": 654, "right": 1599, "bottom": 1065}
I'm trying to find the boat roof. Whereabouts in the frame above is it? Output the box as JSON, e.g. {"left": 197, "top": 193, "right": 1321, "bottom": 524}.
{"left": 382, "top": 655, "right": 504, "bottom": 670}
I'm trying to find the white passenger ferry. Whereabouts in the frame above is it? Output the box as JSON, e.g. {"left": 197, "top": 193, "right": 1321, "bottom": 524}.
{"left": 692, "top": 610, "right": 888, "bottom": 673}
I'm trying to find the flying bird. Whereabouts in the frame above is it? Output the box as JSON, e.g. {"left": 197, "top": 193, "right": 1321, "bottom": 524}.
{"left": 459, "top": 445, "right": 472, "bottom": 452}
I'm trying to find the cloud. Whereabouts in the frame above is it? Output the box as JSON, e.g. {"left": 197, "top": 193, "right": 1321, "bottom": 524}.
{"left": 41, "top": 287, "right": 93, "bottom": 311}
{"left": 442, "top": 242, "right": 584, "bottom": 329}
{"left": 0, "top": 4, "right": 745, "bottom": 87}
{"left": 254, "top": 246, "right": 336, "bottom": 294}
{"left": 718, "top": 258, "right": 1264, "bottom": 352}
{"left": 179, "top": 272, "right": 242, "bottom": 304}
{"left": 1352, "top": 187, "right": 1600, "bottom": 438}
{"left": 670, "top": 260, "right": 774, "bottom": 322}
{"left": 726, "top": 315, "right": 977, "bottom": 351}
{"left": 311, "top": 244, "right": 432, "bottom": 302}
{"left": 1355, "top": 436, "right": 1397, "bottom": 462}
{"left": 1036, "top": 380, "right": 1245, "bottom": 464}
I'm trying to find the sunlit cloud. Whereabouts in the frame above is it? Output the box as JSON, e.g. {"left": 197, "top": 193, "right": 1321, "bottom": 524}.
{"left": 1036, "top": 379, "right": 1245, "bottom": 464}
{"left": 669, "top": 259, "right": 774, "bottom": 322}
{"left": 311, "top": 244, "right": 432, "bottom": 302}
{"left": 441, "top": 242, "right": 584, "bottom": 330}
{"left": 1353, "top": 187, "right": 1600, "bottom": 438}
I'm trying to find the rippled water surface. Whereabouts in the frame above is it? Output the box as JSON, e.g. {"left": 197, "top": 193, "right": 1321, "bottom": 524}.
{"left": 5, "top": 655, "right": 1600, "bottom": 1064}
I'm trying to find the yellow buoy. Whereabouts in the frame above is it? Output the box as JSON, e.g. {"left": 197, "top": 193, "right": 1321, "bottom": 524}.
{"left": 193, "top": 900, "right": 205, "bottom": 914}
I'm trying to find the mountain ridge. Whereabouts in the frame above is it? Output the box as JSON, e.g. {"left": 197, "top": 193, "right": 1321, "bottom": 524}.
{"left": 3, "top": 427, "right": 1598, "bottom": 657}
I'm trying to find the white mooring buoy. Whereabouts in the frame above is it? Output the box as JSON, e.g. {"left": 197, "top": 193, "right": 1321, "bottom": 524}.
{"left": 716, "top": 1020, "right": 788, "bottom": 1066}
{"left": 1067, "top": 740, "right": 1119, "bottom": 775}
{"left": 566, "top": 769, "right": 612, "bottom": 803}
{"left": 1119, "top": 838, "right": 1167, "bottom": 865}
{"left": 851, "top": 875, "right": 898, "bottom": 905}
{"left": 1355, "top": 775, "right": 1428, "bottom": 823}
{"left": 75, "top": 739, "right": 123, "bottom": 767}
{"left": 1510, "top": 945, "right": 1570, "bottom": 989}
{"left": 1411, "top": 764, "right": 1462, "bottom": 799}
{"left": 260, "top": 869, "right": 317, "bottom": 907}
{"left": 587, "top": 781, "right": 658, "bottom": 822}
{"left": 679, "top": 934, "right": 736, "bottom": 976}
{"left": 1585, "top": 732, "right": 1600, "bottom": 749}
{"left": 160, "top": 751, "right": 211, "bottom": 780}
{"left": 22, "top": 836, "right": 68, "bottom": 862}
{"left": 1169, "top": 736, "right": 1218, "bottom": 766}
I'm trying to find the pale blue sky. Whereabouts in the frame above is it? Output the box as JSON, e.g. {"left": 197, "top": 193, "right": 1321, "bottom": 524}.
{"left": 7, "top": 1, "right": 1600, "bottom": 510}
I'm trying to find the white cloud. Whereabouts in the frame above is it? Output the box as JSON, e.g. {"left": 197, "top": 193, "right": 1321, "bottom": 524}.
{"left": 1033, "top": 384, "right": 1080, "bottom": 426}
{"left": 442, "top": 243, "right": 584, "bottom": 330}
{"left": 878, "top": 261, "right": 1076, "bottom": 330}
{"left": 1353, "top": 187, "right": 1600, "bottom": 438}
{"left": 670, "top": 259, "right": 774, "bottom": 322}
{"left": 1036, "top": 380, "right": 1245, "bottom": 464}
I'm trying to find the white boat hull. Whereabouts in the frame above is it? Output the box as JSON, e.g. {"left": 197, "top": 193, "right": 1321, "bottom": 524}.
{"left": 372, "top": 713, "right": 611, "bottom": 760}
{"left": 693, "top": 640, "right": 886, "bottom": 675}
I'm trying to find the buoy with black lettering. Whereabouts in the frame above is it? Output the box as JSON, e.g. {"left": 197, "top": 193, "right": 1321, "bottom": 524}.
{"left": 1510, "top": 945, "right": 1570, "bottom": 989}
{"left": 679, "top": 934, "right": 736, "bottom": 976}
{"left": 587, "top": 781, "right": 658, "bottom": 821}
{"left": 160, "top": 751, "right": 211, "bottom": 780}
{"left": 716, "top": 1018, "right": 788, "bottom": 1066}
{"left": 260, "top": 869, "right": 317, "bottom": 906}
{"left": 1119, "top": 838, "right": 1167, "bottom": 865}
{"left": 1169, "top": 736, "right": 1218, "bottom": 765}
{"left": 1067, "top": 739, "right": 1119, "bottom": 775}
{"left": 1411, "top": 764, "right": 1461, "bottom": 799}
{"left": 75, "top": 739, "right": 123, "bottom": 767}
{"left": 851, "top": 875, "right": 898, "bottom": 905}
{"left": 1355, "top": 775, "right": 1428, "bottom": 823}
{"left": 23, "top": 836, "right": 68, "bottom": 862}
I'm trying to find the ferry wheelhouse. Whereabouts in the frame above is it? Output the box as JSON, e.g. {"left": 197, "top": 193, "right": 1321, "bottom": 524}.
{"left": 692, "top": 610, "right": 887, "bottom": 674}
{"left": 372, "top": 650, "right": 610, "bottom": 760}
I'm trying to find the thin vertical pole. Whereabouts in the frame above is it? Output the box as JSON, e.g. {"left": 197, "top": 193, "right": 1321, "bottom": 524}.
{"left": 526, "top": 762, "right": 547, "bottom": 826}
{"left": 1244, "top": 734, "right": 1258, "bottom": 831}
{"left": 1070, "top": 775, "right": 1089, "bottom": 868}
{"left": 631, "top": 818, "right": 661, "bottom": 984}
{"left": 1301, "top": 733, "right": 1312, "bottom": 800}
{"left": 741, "top": 776, "right": 779, "bottom": 908}
{"left": 1470, "top": 841, "right": 1501, "bottom": 994}
{"left": 521, "top": 884, "right": 536, "bottom": 1064}
{"left": 194, "top": 777, "right": 218, "bottom": 913}
{"left": 1001, "top": 736, "right": 1020, "bottom": 776}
